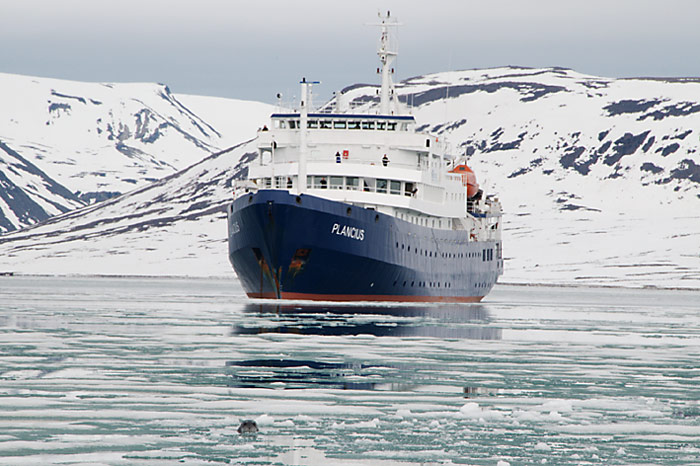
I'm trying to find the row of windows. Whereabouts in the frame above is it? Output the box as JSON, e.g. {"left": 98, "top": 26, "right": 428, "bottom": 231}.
{"left": 393, "top": 280, "right": 453, "bottom": 288}
{"left": 397, "top": 213, "right": 446, "bottom": 229}
{"left": 275, "top": 119, "right": 408, "bottom": 131}
{"left": 395, "top": 241, "right": 483, "bottom": 260}
{"left": 390, "top": 280, "right": 494, "bottom": 289}
{"left": 258, "top": 176, "right": 416, "bottom": 197}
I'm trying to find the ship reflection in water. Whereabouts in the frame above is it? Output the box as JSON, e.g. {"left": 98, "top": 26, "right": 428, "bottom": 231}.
{"left": 227, "top": 303, "right": 501, "bottom": 392}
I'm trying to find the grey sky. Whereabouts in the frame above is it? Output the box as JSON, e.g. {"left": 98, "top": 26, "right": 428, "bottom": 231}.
{"left": 2, "top": 0, "right": 699, "bottom": 104}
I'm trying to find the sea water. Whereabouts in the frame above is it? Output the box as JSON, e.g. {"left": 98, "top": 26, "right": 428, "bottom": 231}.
{"left": 0, "top": 276, "right": 698, "bottom": 465}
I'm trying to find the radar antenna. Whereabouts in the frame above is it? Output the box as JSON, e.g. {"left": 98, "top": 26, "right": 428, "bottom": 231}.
{"left": 370, "top": 11, "right": 401, "bottom": 115}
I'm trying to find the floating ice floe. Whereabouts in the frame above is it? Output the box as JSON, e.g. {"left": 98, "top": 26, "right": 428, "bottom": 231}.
{"left": 534, "top": 441, "right": 551, "bottom": 451}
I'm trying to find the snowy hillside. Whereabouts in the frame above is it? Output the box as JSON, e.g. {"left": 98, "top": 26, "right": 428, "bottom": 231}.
{"left": 0, "top": 140, "right": 256, "bottom": 277}
{"left": 0, "top": 72, "right": 273, "bottom": 232}
{"left": 1, "top": 67, "right": 698, "bottom": 288}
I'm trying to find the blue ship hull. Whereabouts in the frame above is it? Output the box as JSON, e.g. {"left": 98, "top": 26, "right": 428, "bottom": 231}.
{"left": 227, "top": 190, "right": 502, "bottom": 302}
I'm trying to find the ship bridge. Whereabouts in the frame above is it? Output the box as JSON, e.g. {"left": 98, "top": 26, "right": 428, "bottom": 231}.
{"left": 243, "top": 108, "right": 487, "bottom": 233}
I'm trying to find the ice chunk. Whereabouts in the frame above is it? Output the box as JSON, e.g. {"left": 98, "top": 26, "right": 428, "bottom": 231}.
{"left": 254, "top": 414, "right": 274, "bottom": 426}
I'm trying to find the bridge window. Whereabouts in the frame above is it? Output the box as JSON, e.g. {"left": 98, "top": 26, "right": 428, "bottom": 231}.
{"left": 362, "top": 121, "right": 375, "bottom": 130}
{"left": 348, "top": 121, "right": 361, "bottom": 130}
{"left": 288, "top": 120, "right": 298, "bottom": 129}
{"left": 333, "top": 121, "right": 347, "bottom": 129}
{"left": 390, "top": 180, "right": 401, "bottom": 195}
{"left": 377, "top": 121, "right": 386, "bottom": 130}
{"left": 404, "top": 182, "right": 415, "bottom": 197}
{"left": 387, "top": 122, "right": 397, "bottom": 131}
{"left": 307, "top": 120, "right": 318, "bottom": 129}
{"left": 346, "top": 177, "right": 359, "bottom": 190}
{"left": 330, "top": 176, "right": 343, "bottom": 189}
{"left": 319, "top": 120, "right": 331, "bottom": 129}
{"left": 312, "top": 176, "right": 327, "bottom": 189}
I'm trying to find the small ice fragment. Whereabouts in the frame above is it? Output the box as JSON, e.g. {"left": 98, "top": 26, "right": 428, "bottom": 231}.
{"left": 497, "top": 461, "right": 511, "bottom": 466}
{"left": 429, "top": 420, "right": 441, "bottom": 428}
{"left": 460, "top": 402, "right": 480, "bottom": 416}
{"left": 617, "top": 447, "right": 626, "bottom": 455}
{"left": 534, "top": 442, "right": 551, "bottom": 451}
{"left": 278, "top": 419, "right": 294, "bottom": 427}
{"left": 255, "top": 414, "right": 274, "bottom": 426}
{"left": 396, "top": 408, "right": 412, "bottom": 418}
{"left": 355, "top": 418, "right": 379, "bottom": 429}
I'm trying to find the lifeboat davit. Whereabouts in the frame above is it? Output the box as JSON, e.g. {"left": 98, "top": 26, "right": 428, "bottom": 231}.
{"left": 450, "top": 164, "right": 479, "bottom": 198}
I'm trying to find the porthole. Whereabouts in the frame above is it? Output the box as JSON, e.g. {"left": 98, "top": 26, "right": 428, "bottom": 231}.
{"left": 347, "top": 207, "right": 352, "bottom": 216}
{"left": 296, "top": 196, "right": 302, "bottom": 204}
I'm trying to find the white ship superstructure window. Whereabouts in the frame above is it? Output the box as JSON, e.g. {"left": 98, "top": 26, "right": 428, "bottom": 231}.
{"left": 330, "top": 176, "right": 343, "bottom": 189}
{"left": 346, "top": 177, "right": 359, "bottom": 190}
{"left": 390, "top": 180, "right": 401, "bottom": 195}
{"left": 272, "top": 117, "right": 412, "bottom": 131}
{"left": 309, "top": 176, "right": 329, "bottom": 189}
{"left": 377, "top": 179, "right": 388, "bottom": 194}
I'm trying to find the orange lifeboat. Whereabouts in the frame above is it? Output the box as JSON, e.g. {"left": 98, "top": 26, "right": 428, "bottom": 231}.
{"left": 450, "top": 164, "right": 479, "bottom": 198}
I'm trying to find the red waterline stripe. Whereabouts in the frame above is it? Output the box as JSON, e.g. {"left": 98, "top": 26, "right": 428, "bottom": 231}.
{"left": 245, "top": 292, "right": 484, "bottom": 303}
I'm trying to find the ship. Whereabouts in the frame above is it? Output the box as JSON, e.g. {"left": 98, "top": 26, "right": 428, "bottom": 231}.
{"left": 227, "top": 12, "right": 503, "bottom": 302}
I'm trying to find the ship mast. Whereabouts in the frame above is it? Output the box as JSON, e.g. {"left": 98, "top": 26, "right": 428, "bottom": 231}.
{"left": 298, "top": 77, "right": 319, "bottom": 194}
{"left": 375, "top": 11, "right": 400, "bottom": 115}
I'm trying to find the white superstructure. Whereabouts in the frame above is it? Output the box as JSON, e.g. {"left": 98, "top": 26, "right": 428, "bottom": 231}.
{"left": 235, "top": 12, "right": 501, "bottom": 243}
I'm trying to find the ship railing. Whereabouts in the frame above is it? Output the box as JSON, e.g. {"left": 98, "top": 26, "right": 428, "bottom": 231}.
{"left": 232, "top": 179, "right": 259, "bottom": 199}
{"left": 257, "top": 157, "right": 421, "bottom": 171}
{"left": 279, "top": 98, "right": 372, "bottom": 115}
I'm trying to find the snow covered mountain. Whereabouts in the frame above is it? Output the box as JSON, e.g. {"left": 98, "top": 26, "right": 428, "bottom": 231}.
{"left": 0, "top": 140, "right": 256, "bottom": 277}
{"left": 1, "top": 67, "right": 698, "bottom": 288}
{"left": 0, "top": 72, "right": 274, "bottom": 233}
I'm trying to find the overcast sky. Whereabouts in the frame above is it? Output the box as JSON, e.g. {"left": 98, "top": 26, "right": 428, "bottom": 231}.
{"left": 3, "top": 0, "right": 700, "bottom": 104}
